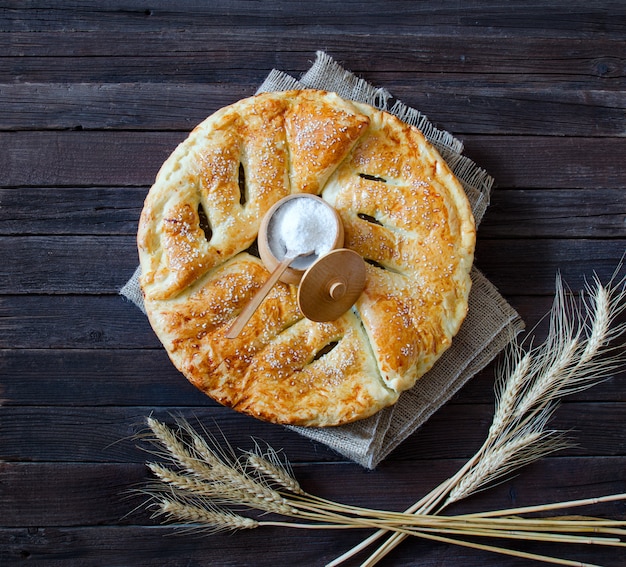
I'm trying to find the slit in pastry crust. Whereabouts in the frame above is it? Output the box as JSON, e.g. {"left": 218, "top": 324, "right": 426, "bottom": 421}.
{"left": 138, "top": 90, "right": 475, "bottom": 426}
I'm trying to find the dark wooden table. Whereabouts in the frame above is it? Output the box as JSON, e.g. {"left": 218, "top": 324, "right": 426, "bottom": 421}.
{"left": 2, "top": 2, "right": 625, "bottom": 566}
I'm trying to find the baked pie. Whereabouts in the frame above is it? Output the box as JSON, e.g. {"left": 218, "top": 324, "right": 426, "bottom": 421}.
{"left": 137, "top": 89, "right": 475, "bottom": 426}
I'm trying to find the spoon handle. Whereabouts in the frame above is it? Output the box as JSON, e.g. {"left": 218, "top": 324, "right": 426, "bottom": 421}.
{"left": 225, "top": 255, "right": 295, "bottom": 339}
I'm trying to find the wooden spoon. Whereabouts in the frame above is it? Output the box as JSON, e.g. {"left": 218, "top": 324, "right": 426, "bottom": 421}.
{"left": 225, "top": 250, "right": 313, "bottom": 339}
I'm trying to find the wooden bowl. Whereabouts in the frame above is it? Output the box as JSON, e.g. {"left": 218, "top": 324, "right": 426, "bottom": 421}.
{"left": 258, "top": 194, "right": 344, "bottom": 285}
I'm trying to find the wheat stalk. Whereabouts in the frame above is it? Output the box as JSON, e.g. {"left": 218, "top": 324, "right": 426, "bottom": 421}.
{"left": 147, "top": 462, "right": 214, "bottom": 494}
{"left": 135, "top": 267, "right": 626, "bottom": 567}
{"left": 329, "top": 267, "right": 626, "bottom": 566}
{"left": 446, "top": 429, "right": 565, "bottom": 505}
{"left": 244, "top": 441, "right": 306, "bottom": 495}
{"left": 139, "top": 416, "right": 626, "bottom": 566}
{"left": 154, "top": 495, "right": 259, "bottom": 532}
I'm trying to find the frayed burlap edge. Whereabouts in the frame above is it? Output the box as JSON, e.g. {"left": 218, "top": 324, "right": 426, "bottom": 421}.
{"left": 291, "top": 269, "right": 523, "bottom": 468}
{"left": 258, "top": 51, "right": 493, "bottom": 226}
{"left": 120, "top": 51, "right": 523, "bottom": 468}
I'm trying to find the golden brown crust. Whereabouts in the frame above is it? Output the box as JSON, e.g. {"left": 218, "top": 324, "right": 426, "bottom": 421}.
{"left": 284, "top": 93, "right": 370, "bottom": 194}
{"left": 138, "top": 89, "right": 475, "bottom": 426}
{"left": 235, "top": 313, "right": 396, "bottom": 426}
{"left": 322, "top": 103, "right": 475, "bottom": 391}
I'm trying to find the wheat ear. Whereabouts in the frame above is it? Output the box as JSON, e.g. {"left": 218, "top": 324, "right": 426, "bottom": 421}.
{"left": 138, "top": 417, "right": 626, "bottom": 565}
{"left": 147, "top": 416, "right": 298, "bottom": 517}
{"left": 331, "top": 268, "right": 626, "bottom": 567}
{"left": 245, "top": 441, "right": 306, "bottom": 495}
{"left": 154, "top": 496, "right": 258, "bottom": 532}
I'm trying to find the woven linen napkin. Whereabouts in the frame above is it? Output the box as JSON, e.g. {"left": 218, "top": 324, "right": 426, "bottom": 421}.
{"left": 121, "top": 51, "right": 524, "bottom": 468}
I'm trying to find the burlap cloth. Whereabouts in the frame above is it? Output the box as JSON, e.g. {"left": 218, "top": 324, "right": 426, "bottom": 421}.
{"left": 121, "top": 51, "right": 524, "bottom": 469}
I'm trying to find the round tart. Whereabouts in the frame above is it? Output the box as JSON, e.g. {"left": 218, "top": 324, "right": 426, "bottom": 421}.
{"left": 137, "top": 89, "right": 475, "bottom": 427}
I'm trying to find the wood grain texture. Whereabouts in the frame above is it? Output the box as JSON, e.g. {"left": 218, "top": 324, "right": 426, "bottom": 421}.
{"left": 1, "top": 458, "right": 624, "bottom": 525}
{"left": 1, "top": 236, "right": 624, "bottom": 294}
{"left": 2, "top": 2, "right": 625, "bottom": 566}
{"left": 0, "top": 459, "right": 624, "bottom": 565}
{"left": 1, "top": 187, "right": 624, "bottom": 238}
{"left": 1, "top": 523, "right": 624, "bottom": 567}
{"left": 3, "top": 132, "right": 625, "bottom": 188}
{"left": 0, "top": 78, "right": 623, "bottom": 135}
{"left": 1, "top": 349, "right": 623, "bottom": 407}
{"left": 1, "top": 403, "right": 624, "bottom": 465}
{"left": 3, "top": 1, "right": 625, "bottom": 37}
{"left": 3, "top": 37, "right": 625, "bottom": 80}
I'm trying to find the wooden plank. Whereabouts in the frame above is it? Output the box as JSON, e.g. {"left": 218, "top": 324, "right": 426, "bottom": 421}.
{"left": 0, "top": 187, "right": 145, "bottom": 236}
{"left": 0, "top": 407, "right": 335, "bottom": 464}
{"left": 0, "top": 295, "right": 161, "bottom": 349}
{"left": 462, "top": 135, "right": 626, "bottom": 189}
{"left": 391, "top": 401, "right": 626, "bottom": 460}
{"left": 479, "top": 188, "right": 626, "bottom": 238}
{"left": 2, "top": 187, "right": 624, "bottom": 238}
{"left": 458, "top": 365, "right": 626, "bottom": 406}
{"left": 4, "top": 28, "right": 626, "bottom": 63}
{"left": 3, "top": 37, "right": 625, "bottom": 80}
{"left": 0, "top": 289, "right": 617, "bottom": 351}
{"left": 3, "top": 1, "right": 625, "bottom": 37}
{"left": 0, "top": 525, "right": 388, "bottom": 567}
{"left": 1, "top": 457, "right": 624, "bottom": 525}
{"left": 1, "top": 236, "right": 624, "bottom": 294}
{"left": 473, "top": 239, "right": 626, "bottom": 297}
{"left": 395, "top": 83, "right": 626, "bottom": 137}
{"left": 1, "top": 402, "right": 624, "bottom": 464}
{"left": 0, "top": 236, "right": 139, "bottom": 293}
{"left": 3, "top": 349, "right": 623, "bottom": 407}
{"left": 0, "top": 131, "right": 185, "bottom": 188}
{"left": 1, "top": 520, "right": 625, "bottom": 567}
{"left": 3, "top": 132, "right": 626, "bottom": 189}
{"left": 0, "top": 349, "right": 207, "bottom": 406}
{"left": 0, "top": 83, "right": 257, "bottom": 131}
{"left": 0, "top": 463, "right": 148, "bottom": 526}
{"left": 1, "top": 81, "right": 623, "bottom": 136}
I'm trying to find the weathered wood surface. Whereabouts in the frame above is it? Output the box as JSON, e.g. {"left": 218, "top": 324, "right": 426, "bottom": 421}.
{"left": 2, "top": 237, "right": 625, "bottom": 294}
{"left": 1, "top": 2, "right": 625, "bottom": 566}
{"left": 2, "top": 187, "right": 626, "bottom": 238}
{"left": 4, "top": 133, "right": 626, "bottom": 188}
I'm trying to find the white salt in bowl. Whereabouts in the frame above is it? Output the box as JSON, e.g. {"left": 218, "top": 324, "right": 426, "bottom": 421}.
{"left": 258, "top": 194, "right": 344, "bottom": 285}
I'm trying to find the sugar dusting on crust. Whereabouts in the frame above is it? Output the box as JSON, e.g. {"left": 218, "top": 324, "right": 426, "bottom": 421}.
{"left": 139, "top": 90, "right": 475, "bottom": 426}
{"left": 162, "top": 205, "right": 203, "bottom": 269}
{"left": 294, "top": 114, "right": 350, "bottom": 152}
